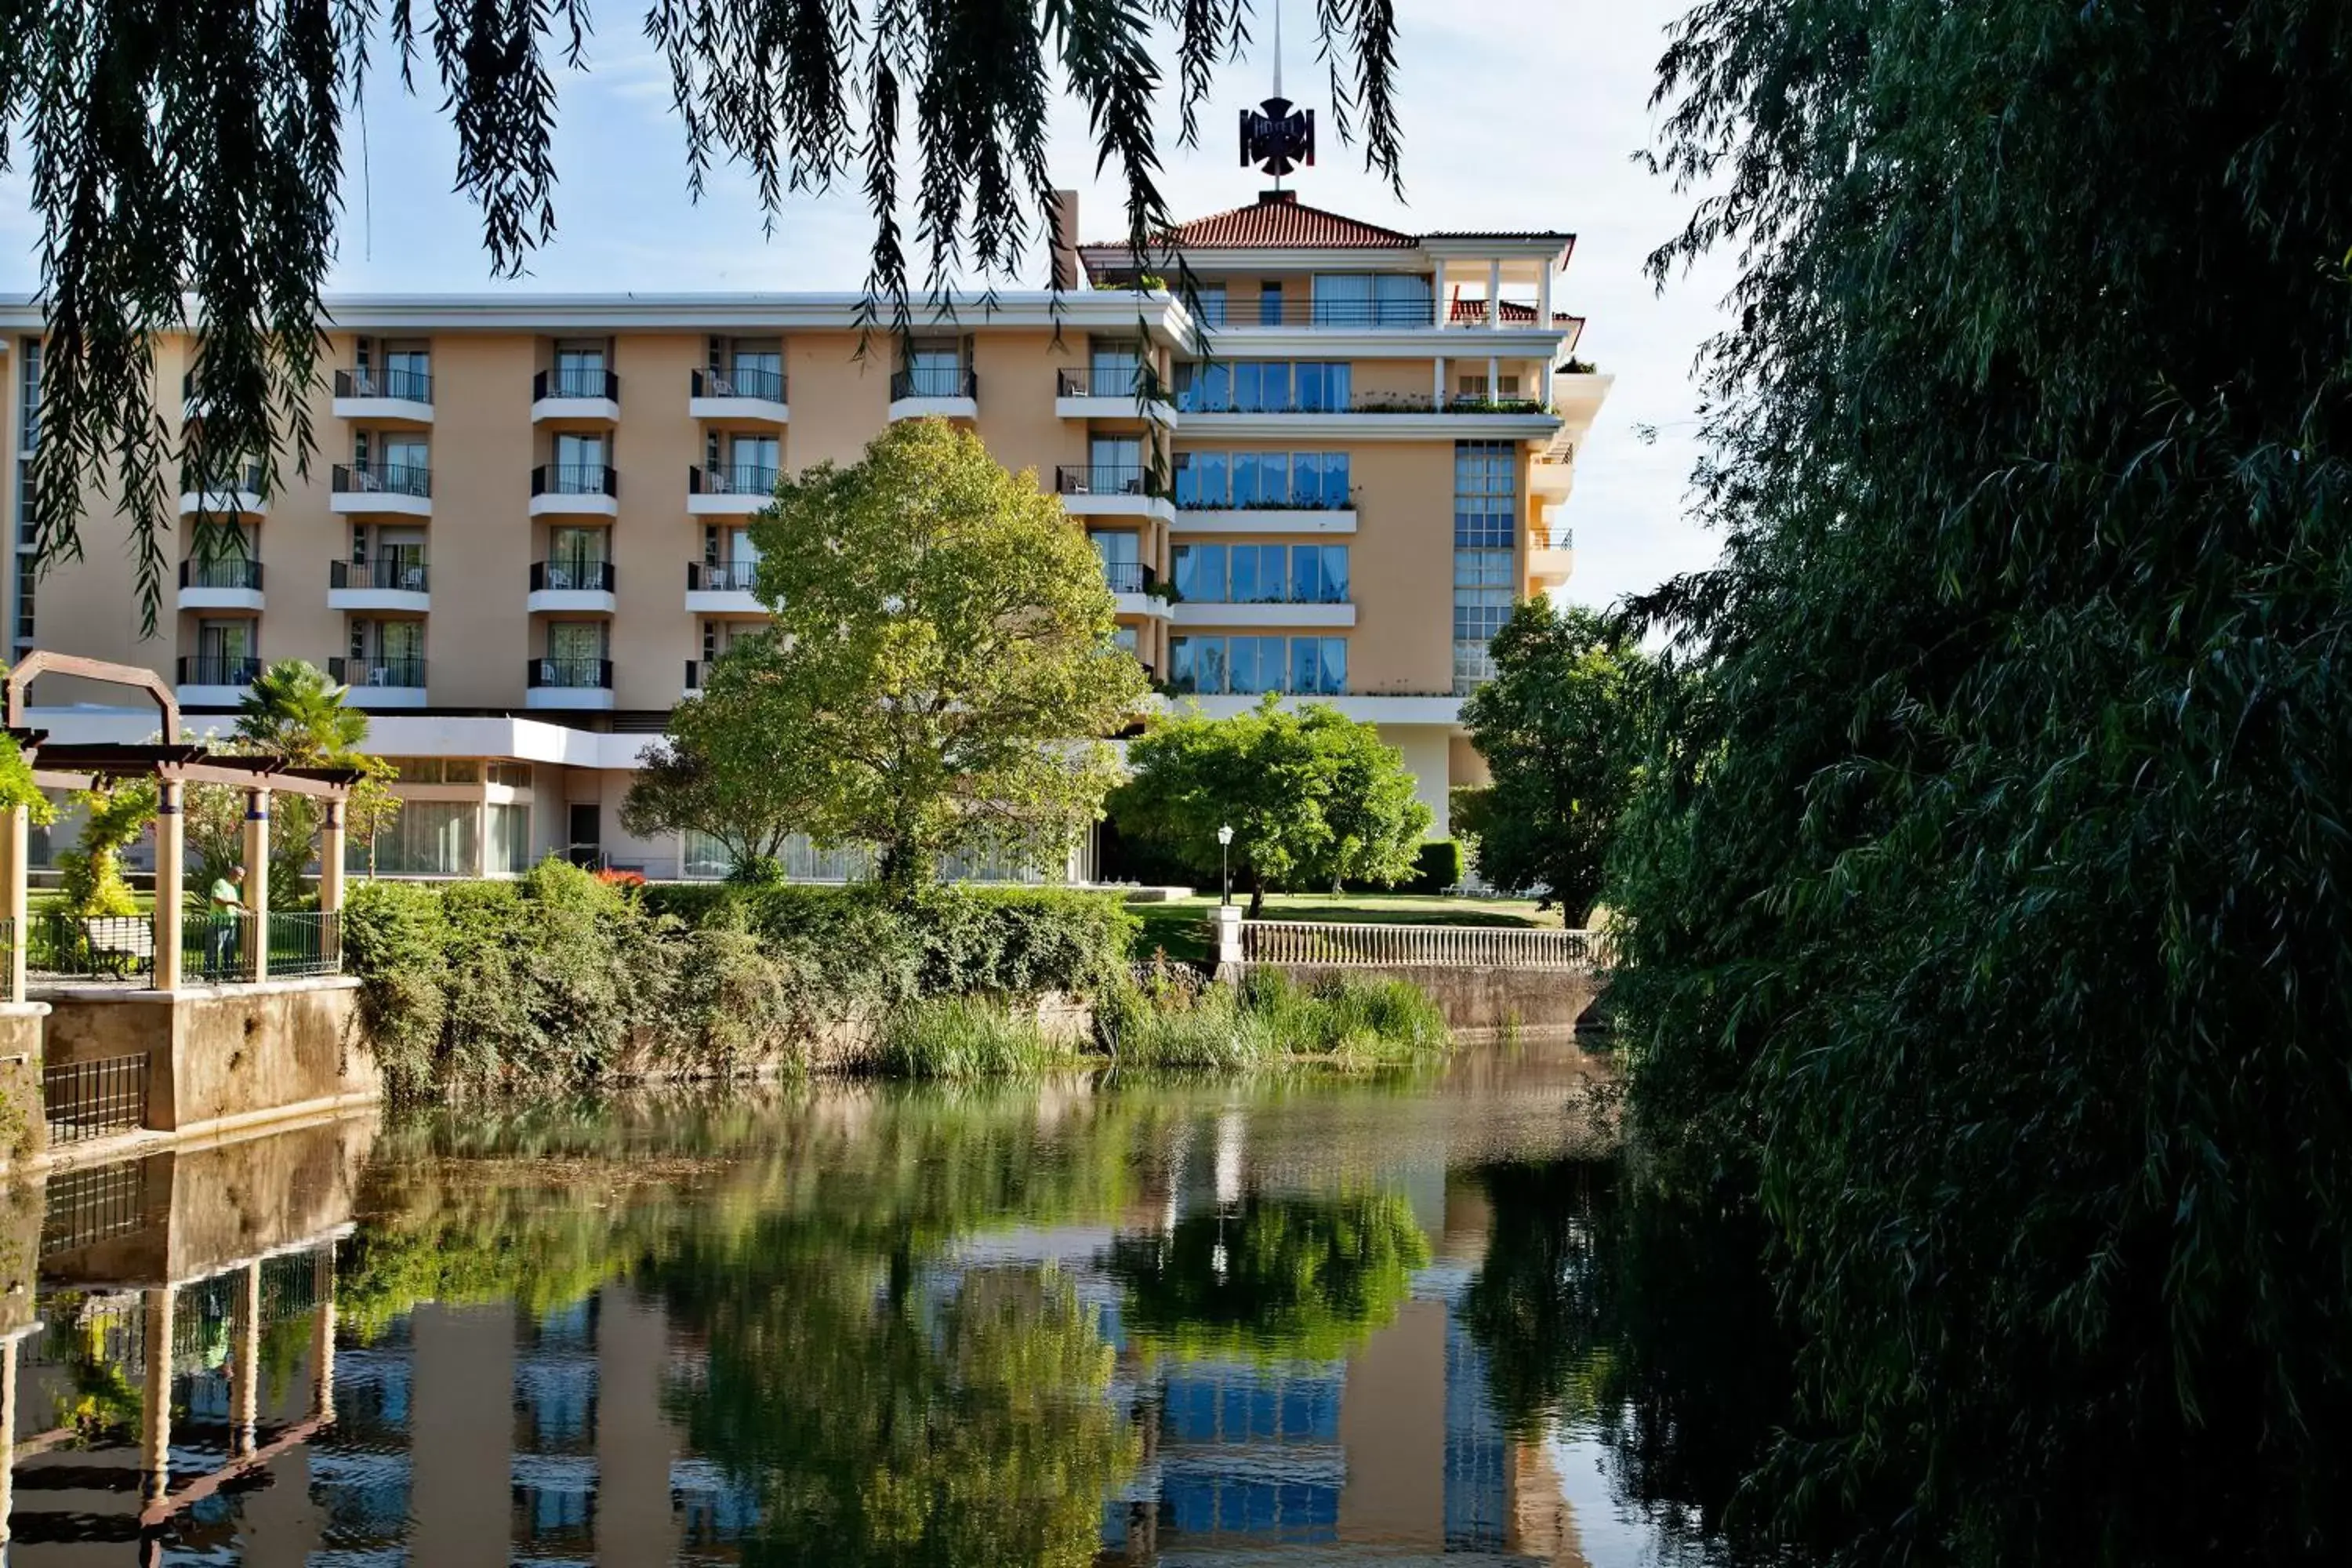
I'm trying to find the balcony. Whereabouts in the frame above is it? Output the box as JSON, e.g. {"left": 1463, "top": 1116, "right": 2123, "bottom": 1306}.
{"left": 332, "top": 366, "right": 434, "bottom": 424}
{"left": 1054, "top": 368, "right": 1176, "bottom": 426}
{"left": 689, "top": 366, "right": 789, "bottom": 425}
{"left": 531, "top": 367, "right": 621, "bottom": 423}
{"left": 1054, "top": 465, "right": 1174, "bottom": 523}
{"left": 686, "top": 560, "right": 763, "bottom": 615}
{"left": 887, "top": 366, "right": 978, "bottom": 423}
{"left": 687, "top": 463, "right": 778, "bottom": 516}
{"left": 1527, "top": 521, "right": 1574, "bottom": 590}
{"left": 328, "top": 557, "right": 430, "bottom": 613}
{"left": 178, "top": 463, "right": 267, "bottom": 517}
{"left": 180, "top": 372, "right": 211, "bottom": 422}
{"left": 176, "top": 654, "right": 263, "bottom": 706}
{"left": 527, "top": 559, "right": 617, "bottom": 614}
{"left": 176, "top": 557, "right": 265, "bottom": 612}
{"left": 1170, "top": 588, "right": 1357, "bottom": 630}
{"left": 330, "top": 461, "right": 433, "bottom": 517}
{"left": 530, "top": 463, "right": 619, "bottom": 517}
{"left": 328, "top": 656, "right": 428, "bottom": 707}
{"left": 1173, "top": 488, "right": 1358, "bottom": 535}
{"left": 1102, "top": 561, "right": 1173, "bottom": 620}
{"left": 526, "top": 656, "right": 615, "bottom": 711}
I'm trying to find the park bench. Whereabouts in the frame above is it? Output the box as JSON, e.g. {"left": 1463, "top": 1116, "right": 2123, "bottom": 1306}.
{"left": 79, "top": 916, "right": 156, "bottom": 980}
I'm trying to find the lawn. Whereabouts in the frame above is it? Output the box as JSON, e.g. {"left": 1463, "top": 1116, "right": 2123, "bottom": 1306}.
{"left": 1128, "top": 891, "right": 1562, "bottom": 964}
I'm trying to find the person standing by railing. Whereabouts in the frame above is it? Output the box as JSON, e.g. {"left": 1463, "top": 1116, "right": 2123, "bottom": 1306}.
{"left": 207, "top": 864, "right": 247, "bottom": 980}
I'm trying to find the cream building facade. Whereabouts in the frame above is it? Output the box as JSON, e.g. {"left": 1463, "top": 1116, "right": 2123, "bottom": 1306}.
{"left": 0, "top": 191, "right": 1608, "bottom": 880}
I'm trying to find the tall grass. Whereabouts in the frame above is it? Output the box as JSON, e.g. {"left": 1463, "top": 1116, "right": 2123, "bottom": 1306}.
{"left": 1099, "top": 966, "right": 1448, "bottom": 1069}
{"left": 875, "top": 996, "right": 1062, "bottom": 1079}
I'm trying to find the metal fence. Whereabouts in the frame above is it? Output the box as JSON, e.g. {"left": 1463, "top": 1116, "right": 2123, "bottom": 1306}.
{"left": 42, "top": 1156, "right": 152, "bottom": 1257}
{"left": 1239, "top": 920, "right": 1604, "bottom": 970}
{"left": 0, "top": 914, "right": 12, "bottom": 1002}
{"left": 44, "top": 1051, "right": 152, "bottom": 1144}
{"left": 185, "top": 911, "right": 255, "bottom": 984}
{"left": 28, "top": 912, "right": 157, "bottom": 982}
{"left": 270, "top": 910, "right": 343, "bottom": 977}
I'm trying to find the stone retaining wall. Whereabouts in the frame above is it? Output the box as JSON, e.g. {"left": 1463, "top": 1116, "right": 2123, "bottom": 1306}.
{"left": 1250, "top": 961, "right": 1603, "bottom": 1037}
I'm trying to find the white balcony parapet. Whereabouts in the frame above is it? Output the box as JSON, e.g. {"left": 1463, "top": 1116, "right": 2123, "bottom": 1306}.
{"left": 1171, "top": 601, "right": 1356, "bottom": 629}
{"left": 1171, "top": 508, "right": 1356, "bottom": 535}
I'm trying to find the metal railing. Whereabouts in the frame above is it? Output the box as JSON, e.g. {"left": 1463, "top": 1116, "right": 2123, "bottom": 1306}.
{"left": 180, "top": 462, "right": 267, "bottom": 499}
{"left": 336, "top": 365, "right": 434, "bottom": 402}
{"left": 1240, "top": 920, "right": 1603, "bottom": 969}
{"left": 528, "top": 657, "right": 614, "bottom": 690}
{"left": 534, "top": 366, "right": 620, "bottom": 401}
{"left": 332, "top": 460, "right": 433, "bottom": 497}
{"left": 329, "top": 655, "right": 427, "bottom": 690}
{"left": 0, "top": 915, "right": 12, "bottom": 1002}
{"left": 179, "top": 556, "right": 264, "bottom": 591}
{"left": 1175, "top": 388, "right": 1551, "bottom": 416}
{"left": 331, "top": 556, "right": 430, "bottom": 593}
{"left": 532, "top": 463, "right": 618, "bottom": 496}
{"left": 27, "top": 913, "right": 154, "bottom": 982}
{"left": 688, "top": 560, "right": 760, "bottom": 592}
{"left": 1057, "top": 366, "right": 1155, "bottom": 398}
{"left": 1174, "top": 487, "right": 1355, "bottom": 512}
{"left": 530, "top": 559, "right": 616, "bottom": 593}
{"left": 1171, "top": 581, "right": 1352, "bottom": 606}
{"left": 1102, "top": 561, "right": 1157, "bottom": 595}
{"left": 689, "top": 464, "right": 778, "bottom": 497}
{"left": 692, "top": 365, "right": 786, "bottom": 402}
{"left": 1055, "top": 464, "right": 1163, "bottom": 497}
{"left": 177, "top": 655, "right": 264, "bottom": 688}
{"left": 41, "top": 1156, "right": 151, "bottom": 1257}
{"left": 186, "top": 911, "right": 255, "bottom": 982}
{"left": 44, "top": 1053, "right": 151, "bottom": 1145}
{"left": 270, "top": 910, "right": 342, "bottom": 978}
{"left": 891, "top": 365, "right": 977, "bottom": 400}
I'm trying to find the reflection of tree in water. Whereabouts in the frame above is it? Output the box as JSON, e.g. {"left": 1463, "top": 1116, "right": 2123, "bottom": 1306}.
{"left": 646, "top": 1228, "right": 1136, "bottom": 1567}
{"left": 1105, "top": 1191, "right": 1431, "bottom": 1363}
{"left": 1463, "top": 1160, "right": 1802, "bottom": 1562}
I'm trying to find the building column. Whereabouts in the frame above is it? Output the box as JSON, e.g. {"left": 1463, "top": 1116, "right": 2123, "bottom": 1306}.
{"left": 1537, "top": 264, "right": 1553, "bottom": 328}
{"left": 0, "top": 802, "right": 24, "bottom": 1004}
{"left": 318, "top": 798, "right": 346, "bottom": 911}
{"left": 1432, "top": 259, "right": 1447, "bottom": 324}
{"left": 1432, "top": 356, "right": 1446, "bottom": 406}
{"left": 141, "top": 1285, "right": 176, "bottom": 1508}
{"left": 230, "top": 1260, "right": 262, "bottom": 1458}
{"left": 313, "top": 1241, "right": 339, "bottom": 1424}
{"left": 1487, "top": 259, "right": 1502, "bottom": 329}
{"left": 242, "top": 788, "right": 270, "bottom": 982}
{"left": 1488, "top": 355, "right": 1501, "bottom": 400}
{"left": 154, "top": 779, "right": 185, "bottom": 990}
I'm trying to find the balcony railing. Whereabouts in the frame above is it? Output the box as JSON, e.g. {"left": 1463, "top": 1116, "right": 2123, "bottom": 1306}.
{"left": 178, "top": 655, "right": 264, "bottom": 686}
{"left": 688, "top": 561, "right": 760, "bottom": 593}
{"left": 1058, "top": 366, "right": 1153, "bottom": 398}
{"left": 179, "top": 557, "right": 263, "bottom": 590}
{"left": 335, "top": 366, "right": 434, "bottom": 402}
{"left": 688, "top": 464, "right": 779, "bottom": 497}
{"left": 329, "top": 656, "right": 427, "bottom": 690}
{"left": 270, "top": 910, "right": 343, "bottom": 978}
{"left": 1172, "top": 388, "right": 1552, "bottom": 416}
{"left": 891, "top": 366, "right": 977, "bottom": 401}
{"left": 1238, "top": 298, "right": 1442, "bottom": 328}
{"left": 530, "top": 559, "right": 617, "bottom": 593}
{"left": 1102, "top": 561, "right": 1157, "bottom": 595}
{"left": 1174, "top": 487, "right": 1355, "bottom": 512}
{"left": 528, "top": 657, "right": 614, "bottom": 690}
{"left": 184, "top": 911, "right": 255, "bottom": 984}
{"left": 1054, "top": 464, "right": 1163, "bottom": 498}
{"left": 692, "top": 365, "right": 786, "bottom": 401}
{"left": 535, "top": 366, "right": 620, "bottom": 401}
{"left": 331, "top": 557, "right": 430, "bottom": 593}
{"left": 181, "top": 462, "right": 267, "bottom": 495}
{"left": 532, "top": 463, "right": 618, "bottom": 497}
{"left": 332, "top": 461, "right": 432, "bottom": 498}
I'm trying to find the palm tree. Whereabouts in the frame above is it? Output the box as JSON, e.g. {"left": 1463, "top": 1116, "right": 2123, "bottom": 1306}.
{"left": 235, "top": 659, "right": 368, "bottom": 765}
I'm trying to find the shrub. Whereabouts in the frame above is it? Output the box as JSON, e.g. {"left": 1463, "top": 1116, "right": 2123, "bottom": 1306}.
{"left": 340, "top": 880, "right": 452, "bottom": 1096}
{"left": 1410, "top": 839, "right": 1465, "bottom": 894}
{"left": 876, "top": 996, "right": 1058, "bottom": 1079}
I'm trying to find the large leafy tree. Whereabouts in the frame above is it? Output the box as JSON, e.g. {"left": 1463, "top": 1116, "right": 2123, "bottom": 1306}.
{"left": 1613, "top": 1, "right": 2352, "bottom": 1559}
{"left": 621, "top": 673, "right": 821, "bottom": 879}
{"left": 1109, "top": 695, "right": 1431, "bottom": 916}
{"left": 2, "top": 1, "right": 1403, "bottom": 625}
{"left": 1457, "top": 600, "right": 1649, "bottom": 918}
{"left": 732, "top": 419, "right": 1146, "bottom": 895}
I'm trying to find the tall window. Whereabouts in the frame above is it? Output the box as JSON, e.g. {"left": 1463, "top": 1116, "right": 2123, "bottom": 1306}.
{"left": 1176, "top": 361, "right": 1350, "bottom": 414}
{"left": 13, "top": 338, "right": 39, "bottom": 653}
{"left": 1174, "top": 544, "right": 1350, "bottom": 604}
{"left": 1453, "top": 441, "right": 1518, "bottom": 692}
{"left": 1173, "top": 451, "right": 1349, "bottom": 509}
{"left": 1087, "top": 342, "right": 1141, "bottom": 397}
{"left": 552, "top": 339, "right": 606, "bottom": 397}
{"left": 1170, "top": 636, "right": 1348, "bottom": 695}
{"left": 1312, "top": 273, "right": 1433, "bottom": 326}
{"left": 906, "top": 339, "right": 964, "bottom": 397}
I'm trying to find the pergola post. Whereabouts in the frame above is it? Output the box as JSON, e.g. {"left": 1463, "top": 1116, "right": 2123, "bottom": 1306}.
{"left": 154, "top": 779, "right": 185, "bottom": 990}
{"left": 230, "top": 1260, "right": 262, "bottom": 1458}
{"left": 312, "top": 1240, "right": 339, "bottom": 1425}
{"left": 318, "top": 797, "right": 346, "bottom": 913}
{"left": 140, "top": 1285, "right": 176, "bottom": 1508}
{"left": 242, "top": 787, "right": 271, "bottom": 983}
{"left": 0, "top": 802, "right": 25, "bottom": 1004}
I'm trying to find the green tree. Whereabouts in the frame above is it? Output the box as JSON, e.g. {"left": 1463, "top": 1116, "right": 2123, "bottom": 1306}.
{"left": 620, "top": 665, "right": 821, "bottom": 880}
{"left": 737, "top": 420, "right": 1148, "bottom": 895}
{"left": 187, "top": 660, "right": 399, "bottom": 898}
{"left": 1110, "top": 697, "right": 1431, "bottom": 916}
{"left": 1613, "top": 2, "right": 2352, "bottom": 1559}
{"left": 1457, "top": 600, "right": 1649, "bottom": 918}
{"left": 5, "top": 2, "right": 1403, "bottom": 626}
{"left": 56, "top": 776, "right": 158, "bottom": 917}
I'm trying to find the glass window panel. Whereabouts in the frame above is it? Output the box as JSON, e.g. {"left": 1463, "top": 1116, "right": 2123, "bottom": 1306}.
{"left": 1174, "top": 545, "right": 1227, "bottom": 602}
{"left": 1321, "top": 545, "right": 1352, "bottom": 601}
{"left": 1194, "top": 451, "right": 1229, "bottom": 507}
{"left": 1313, "top": 274, "right": 1374, "bottom": 325}
{"left": 1193, "top": 287, "right": 1226, "bottom": 325}
{"left": 1374, "top": 273, "right": 1434, "bottom": 325}
{"left": 1321, "top": 637, "right": 1348, "bottom": 692}
{"left": 1259, "top": 282, "right": 1284, "bottom": 325}
{"left": 1290, "top": 637, "right": 1319, "bottom": 693}
{"left": 1112, "top": 626, "right": 1138, "bottom": 653}
{"left": 1229, "top": 638, "right": 1279, "bottom": 694}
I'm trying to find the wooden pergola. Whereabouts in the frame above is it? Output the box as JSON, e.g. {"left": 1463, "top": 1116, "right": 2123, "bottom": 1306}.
{"left": 1, "top": 653, "right": 358, "bottom": 993}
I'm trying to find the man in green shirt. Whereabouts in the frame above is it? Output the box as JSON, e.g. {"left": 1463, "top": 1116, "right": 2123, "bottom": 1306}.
{"left": 207, "top": 863, "right": 246, "bottom": 979}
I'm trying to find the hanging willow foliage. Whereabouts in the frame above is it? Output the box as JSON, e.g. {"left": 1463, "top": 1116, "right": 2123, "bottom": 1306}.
{"left": 0, "top": 0, "right": 1403, "bottom": 627}
{"left": 1610, "top": 0, "right": 2352, "bottom": 1561}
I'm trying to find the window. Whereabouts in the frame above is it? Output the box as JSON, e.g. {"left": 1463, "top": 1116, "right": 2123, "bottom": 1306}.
{"left": 1259, "top": 281, "right": 1285, "bottom": 325}
{"left": 1175, "top": 361, "right": 1349, "bottom": 414}
{"left": 1112, "top": 625, "right": 1139, "bottom": 654}
{"left": 1087, "top": 343, "right": 1140, "bottom": 398}
{"left": 1090, "top": 436, "right": 1142, "bottom": 493}
{"left": 1170, "top": 636, "right": 1341, "bottom": 693}
{"left": 358, "top": 801, "right": 478, "bottom": 877}
{"left": 1173, "top": 451, "right": 1348, "bottom": 510}
{"left": 488, "top": 803, "right": 532, "bottom": 874}
{"left": 1292, "top": 545, "right": 1351, "bottom": 603}
{"left": 1454, "top": 441, "right": 1519, "bottom": 693}
{"left": 383, "top": 340, "right": 430, "bottom": 400}
{"left": 1312, "top": 274, "right": 1372, "bottom": 325}
{"left": 1226, "top": 637, "right": 1286, "bottom": 694}
{"left": 1231, "top": 451, "right": 1282, "bottom": 507}
{"left": 551, "top": 339, "right": 606, "bottom": 399}
{"left": 907, "top": 339, "right": 964, "bottom": 397}
{"left": 1173, "top": 545, "right": 1227, "bottom": 602}
{"left": 1454, "top": 441, "right": 1517, "bottom": 547}
{"left": 1229, "top": 545, "right": 1287, "bottom": 604}
{"left": 1191, "top": 285, "right": 1227, "bottom": 325}
{"left": 488, "top": 761, "right": 535, "bottom": 789}
{"left": 13, "top": 338, "right": 38, "bottom": 651}
{"left": 728, "top": 434, "right": 779, "bottom": 491}
{"left": 1171, "top": 637, "right": 1225, "bottom": 695}
{"left": 1294, "top": 361, "right": 1350, "bottom": 412}
{"left": 1291, "top": 637, "right": 1348, "bottom": 693}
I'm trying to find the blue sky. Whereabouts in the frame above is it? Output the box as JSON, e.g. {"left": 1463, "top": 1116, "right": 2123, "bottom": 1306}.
{"left": 0, "top": 0, "right": 1730, "bottom": 612}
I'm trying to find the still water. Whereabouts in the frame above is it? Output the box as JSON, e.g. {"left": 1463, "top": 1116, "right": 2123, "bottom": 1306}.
{"left": 5, "top": 1043, "right": 1791, "bottom": 1565}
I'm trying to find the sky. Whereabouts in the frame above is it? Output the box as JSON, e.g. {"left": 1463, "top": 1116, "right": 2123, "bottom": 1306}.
{"left": 0, "top": 0, "right": 1732, "bottom": 612}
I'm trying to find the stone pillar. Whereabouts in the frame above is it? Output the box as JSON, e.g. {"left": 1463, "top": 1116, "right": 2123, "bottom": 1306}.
{"left": 141, "top": 1285, "right": 176, "bottom": 1508}
{"left": 154, "top": 779, "right": 185, "bottom": 991}
{"left": 313, "top": 1240, "right": 339, "bottom": 1425}
{"left": 1432, "top": 356, "right": 1446, "bottom": 407}
{"left": 0, "top": 802, "right": 25, "bottom": 1004}
{"left": 242, "top": 787, "right": 270, "bottom": 982}
{"left": 318, "top": 797, "right": 346, "bottom": 911}
{"left": 230, "top": 1260, "right": 262, "bottom": 1457}
{"left": 1538, "top": 264, "right": 1553, "bottom": 329}
{"left": 1209, "top": 904, "right": 1244, "bottom": 983}
{"left": 1487, "top": 259, "right": 1502, "bottom": 329}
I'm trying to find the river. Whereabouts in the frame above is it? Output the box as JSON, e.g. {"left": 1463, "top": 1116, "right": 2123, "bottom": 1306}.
{"left": 5, "top": 1040, "right": 1798, "bottom": 1565}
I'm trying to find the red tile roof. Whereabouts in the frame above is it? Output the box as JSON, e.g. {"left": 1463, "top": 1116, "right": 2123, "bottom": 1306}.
{"left": 1084, "top": 192, "right": 1417, "bottom": 252}
{"left": 1447, "top": 295, "right": 1579, "bottom": 325}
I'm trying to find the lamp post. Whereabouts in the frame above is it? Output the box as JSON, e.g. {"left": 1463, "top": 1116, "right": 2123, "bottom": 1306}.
{"left": 1217, "top": 824, "right": 1234, "bottom": 907}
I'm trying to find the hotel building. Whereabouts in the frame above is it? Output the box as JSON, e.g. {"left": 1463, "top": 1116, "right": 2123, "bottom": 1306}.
{"left": 0, "top": 190, "right": 1608, "bottom": 879}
